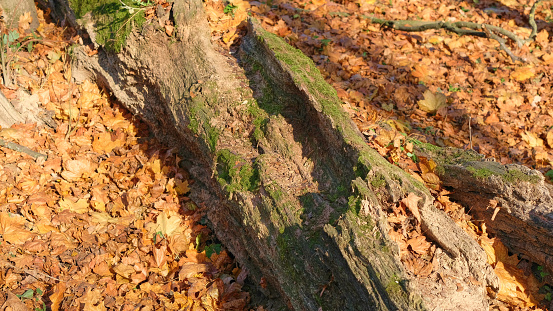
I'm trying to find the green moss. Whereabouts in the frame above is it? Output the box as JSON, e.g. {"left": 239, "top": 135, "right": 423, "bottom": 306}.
{"left": 504, "top": 169, "right": 541, "bottom": 183}
{"left": 467, "top": 167, "right": 495, "bottom": 179}
{"left": 385, "top": 274, "right": 409, "bottom": 301}
{"left": 254, "top": 23, "right": 364, "bottom": 148}
{"left": 467, "top": 163, "right": 541, "bottom": 184}
{"left": 348, "top": 195, "right": 361, "bottom": 215}
{"left": 355, "top": 156, "right": 372, "bottom": 178}
{"left": 370, "top": 174, "right": 386, "bottom": 188}
{"left": 187, "top": 91, "right": 220, "bottom": 151}
{"left": 69, "top": 0, "right": 147, "bottom": 52}
{"left": 216, "top": 149, "right": 260, "bottom": 193}
{"left": 276, "top": 233, "right": 301, "bottom": 280}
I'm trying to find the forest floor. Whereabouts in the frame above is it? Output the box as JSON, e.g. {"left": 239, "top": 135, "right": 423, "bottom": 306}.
{"left": 0, "top": 8, "right": 252, "bottom": 311}
{"left": 0, "top": 0, "right": 552, "bottom": 310}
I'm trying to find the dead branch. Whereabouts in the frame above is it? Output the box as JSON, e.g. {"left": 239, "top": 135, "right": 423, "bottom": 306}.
{"left": 0, "top": 138, "right": 47, "bottom": 159}
{"left": 363, "top": 0, "right": 544, "bottom": 63}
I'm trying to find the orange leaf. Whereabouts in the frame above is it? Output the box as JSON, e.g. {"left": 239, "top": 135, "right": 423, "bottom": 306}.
{"left": 510, "top": 66, "right": 535, "bottom": 82}
{"left": 50, "top": 283, "right": 67, "bottom": 311}
{"left": 402, "top": 193, "right": 421, "bottom": 223}
{"left": 407, "top": 235, "right": 431, "bottom": 254}
{"left": 411, "top": 64, "right": 428, "bottom": 79}
{"left": 154, "top": 244, "right": 168, "bottom": 267}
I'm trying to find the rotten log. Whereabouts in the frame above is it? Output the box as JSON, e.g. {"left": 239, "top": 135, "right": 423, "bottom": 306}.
{"left": 41, "top": 0, "right": 510, "bottom": 309}
{"left": 417, "top": 145, "right": 553, "bottom": 278}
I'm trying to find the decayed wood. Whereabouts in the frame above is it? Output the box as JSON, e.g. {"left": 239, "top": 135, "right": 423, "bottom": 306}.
{"left": 43, "top": 0, "right": 501, "bottom": 309}
{"left": 418, "top": 145, "right": 553, "bottom": 276}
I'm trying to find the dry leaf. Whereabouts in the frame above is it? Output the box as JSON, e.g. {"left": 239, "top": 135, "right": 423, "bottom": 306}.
{"left": 546, "top": 129, "right": 553, "bottom": 149}
{"left": 148, "top": 212, "right": 182, "bottom": 237}
{"left": 521, "top": 131, "right": 543, "bottom": 148}
{"left": 411, "top": 64, "right": 429, "bottom": 79}
{"left": 417, "top": 90, "right": 447, "bottom": 113}
{"left": 407, "top": 235, "right": 431, "bottom": 254}
{"left": 510, "top": 66, "right": 535, "bottom": 82}
{"left": 50, "top": 283, "right": 67, "bottom": 311}
{"left": 402, "top": 193, "right": 421, "bottom": 223}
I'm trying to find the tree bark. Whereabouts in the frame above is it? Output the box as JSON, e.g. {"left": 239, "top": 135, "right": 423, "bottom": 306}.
{"left": 40, "top": 0, "right": 517, "bottom": 309}
{"left": 417, "top": 145, "right": 553, "bottom": 277}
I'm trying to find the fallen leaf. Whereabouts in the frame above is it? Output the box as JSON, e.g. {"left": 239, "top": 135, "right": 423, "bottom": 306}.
{"left": 402, "top": 193, "right": 421, "bottom": 223}
{"left": 50, "top": 283, "right": 67, "bottom": 311}
{"left": 407, "top": 235, "right": 431, "bottom": 254}
{"left": 510, "top": 66, "right": 535, "bottom": 82}
{"left": 521, "top": 131, "right": 543, "bottom": 148}
{"left": 546, "top": 130, "right": 553, "bottom": 149}
{"left": 417, "top": 90, "right": 447, "bottom": 113}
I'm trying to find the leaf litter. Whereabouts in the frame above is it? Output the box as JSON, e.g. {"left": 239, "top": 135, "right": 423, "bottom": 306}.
{"left": 206, "top": 0, "right": 553, "bottom": 308}
{"left": 0, "top": 7, "right": 253, "bottom": 311}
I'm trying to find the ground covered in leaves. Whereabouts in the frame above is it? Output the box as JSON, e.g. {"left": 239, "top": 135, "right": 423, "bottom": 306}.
{"left": 205, "top": 0, "right": 553, "bottom": 309}
{"left": 2, "top": 0, "right": 553, "bottom": 310}
{"left": 0, "top": 9, "right": 251, "bottom": 311}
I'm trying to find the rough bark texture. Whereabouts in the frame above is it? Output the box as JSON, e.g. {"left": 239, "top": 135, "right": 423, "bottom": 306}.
{"left": 42, "top": 0, "right": 505, "bottom": 309}
{"left": 0, "top": 0, "right": 39, "bottom": 33}
{"left": 417, "top": 145, "right": 553, "bottom": 277}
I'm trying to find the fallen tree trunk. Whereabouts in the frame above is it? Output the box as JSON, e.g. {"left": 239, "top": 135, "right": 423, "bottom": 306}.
{"left": 42, "top": 0, "right": 513, "bottom": 309}
{"left": 416, "top": 145, "right": 553, "bottom": 277}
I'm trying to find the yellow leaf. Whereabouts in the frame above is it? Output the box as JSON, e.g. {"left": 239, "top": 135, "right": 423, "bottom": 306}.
{"left": 59, "top": 197, "right": 89, "bottom": 214}
{"left": 0, "top": 212, "right": 34, "bottom": 245}
{"left": 521, "top": 131, "right": 543, "bottom": 148}
{"left": 428, "top": 36, "right": 442, "bottom": 44}
{"left": 175, "top": 179, "right": 190, "bottom": 195}
{"left": 150, "top": 212, "right": 182, "bottom": 237}
{"left": 61, "top": 158, "right": 97, "bottom": 181}
{"left": 511, "top": 66, "right": 535, "bottom": 82}
{"left": 417, "top": 90, "right": 447, "bottom": 113}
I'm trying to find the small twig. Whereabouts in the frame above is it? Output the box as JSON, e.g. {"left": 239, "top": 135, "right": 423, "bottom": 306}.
{"left": 482, "top": 25, "right": 524, "bottom": 62}
{"left": 363, "top": 0, "right": 546, "bottom": 64}
{"left": 2, "top": 262, "right": 61, "bottom": 282}
{"left": 0, "top": 138, "right": 47, "bottom": 159}
{"left": 526, "top": 0, "right": 543, "bottom": 43}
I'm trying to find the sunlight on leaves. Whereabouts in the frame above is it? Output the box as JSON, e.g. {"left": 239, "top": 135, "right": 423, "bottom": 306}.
{"left": 417, "top": 90, "right": 447, "bottom": 114}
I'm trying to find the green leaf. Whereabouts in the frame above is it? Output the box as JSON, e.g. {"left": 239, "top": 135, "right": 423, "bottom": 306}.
{"left": 8, "top": 31, "right": 19, "bottom": 43}
{"left": 18, "top": 289, "right": 34, "bottom": 299}
{"left": 223, "top": 4, "right": 237, "bottom": 15}
{"left": 205, "top": 243, "right": 222, "bottom": 258}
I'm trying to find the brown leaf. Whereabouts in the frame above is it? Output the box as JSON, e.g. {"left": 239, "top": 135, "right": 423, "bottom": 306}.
{"left": 546, "top": 129, "right": 553, "bottom": 149}
{"left": 179, "top": 263, "right": 210, "bottom": 280}
{"left": 50, "top": 283, "right": 67, "bottom": 311}
{"left": 2, "top": 291, "right": 30, "bottom": 311}
{"left": 407, "top": 235, "right": 431, "bottom": 254}
{"left": 153, "top": 244, "right": 168, "bottom": 268}
{"left": 402, "top": 193, "right": 421, "bottom": 223}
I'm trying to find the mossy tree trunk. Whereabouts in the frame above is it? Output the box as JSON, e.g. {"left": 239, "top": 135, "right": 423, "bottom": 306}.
{"left": 42, "top": 0, "right": 553, "bottom": 309}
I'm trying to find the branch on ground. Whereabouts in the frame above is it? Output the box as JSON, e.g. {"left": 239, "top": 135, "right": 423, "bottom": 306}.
{"left": 363, "top": 0, "right": 543, "bottom": 63}
{"left": 0, "top": 138, "right": 47, "bottom": 160}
